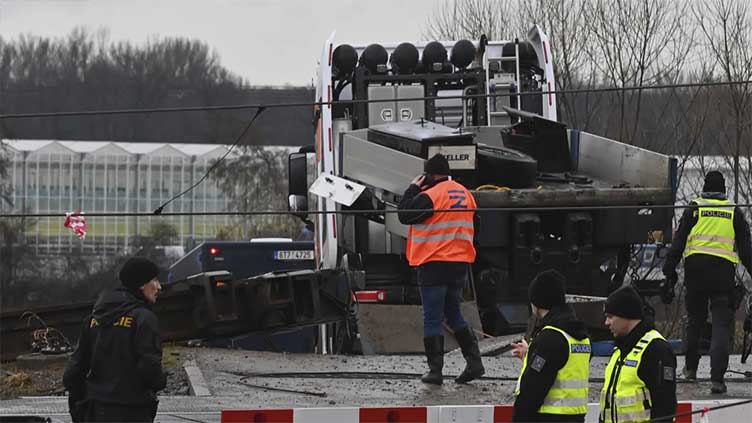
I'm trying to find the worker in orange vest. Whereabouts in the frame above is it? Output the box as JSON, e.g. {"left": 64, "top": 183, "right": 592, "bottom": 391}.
{"left": 398, "top": 153, "right": 484, "bottom": 385}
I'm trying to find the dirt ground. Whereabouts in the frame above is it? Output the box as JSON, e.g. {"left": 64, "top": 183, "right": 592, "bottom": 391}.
{"left": 0, "top": 344, "right": 190, "bottom": 400}
{"left": 0, "top": 361, "right": 67, "bottom": 399}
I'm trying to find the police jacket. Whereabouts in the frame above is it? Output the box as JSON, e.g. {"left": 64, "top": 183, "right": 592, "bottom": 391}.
{"left": 63, "top": 286, "right": 166, "bottom": 407}
{"left": 601, "top": 321, "right": 677, "bottom": 422}
{"left": 398, "top": 179, "right": 474, "bottom": 286}
{"left": 663, "top": 192, "right": 752, "bottom": 291}
{"left": 513, "top": 305, "right": 590, "bottom": 422}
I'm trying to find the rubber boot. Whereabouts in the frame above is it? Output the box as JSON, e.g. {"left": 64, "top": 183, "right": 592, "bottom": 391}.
{"left": 454, "top": 326, "right": 485, "bottom": 384}
{"left": 711, "top": 381, "right": 727, "bottom": 394}
{"left": 421, "top": 336, "right": 444, "bottom": 385}
{"left": 682, "top": 367, "right": 697, "bottom": 381}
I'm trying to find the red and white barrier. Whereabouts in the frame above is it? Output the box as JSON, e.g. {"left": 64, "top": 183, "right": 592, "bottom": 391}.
{"left": 223, "top": 401, "right": 750, "bottom": 423}
{"left": 222, "top": 405, "right": 509, "bottom": 423}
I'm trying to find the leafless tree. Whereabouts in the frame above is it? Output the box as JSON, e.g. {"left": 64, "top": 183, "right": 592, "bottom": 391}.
{"left": 584, "top": 0, "right": 694, "bottom": 145}
{"left": 693, "top": 0, "right": 752, "bottom": 203}
{"left": 423, "top": 0, "right": 523, "bottom": 41}
{"left": 211, "top": 146, "right": 299, "bottom": 239}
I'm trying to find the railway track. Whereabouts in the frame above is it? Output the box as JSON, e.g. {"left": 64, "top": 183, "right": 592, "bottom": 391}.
{"left": 1, "top": 270, "right": 350, "bottom": 362}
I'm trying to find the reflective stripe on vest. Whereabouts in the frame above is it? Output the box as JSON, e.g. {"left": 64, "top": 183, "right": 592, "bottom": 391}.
{"left": 600, "top": 329, "right": 665, "bottom": 423}
{"left": 412, "top": 220, "right": 474, "bottom": 232}
{"left": 515, "top": 325, "right": 590, "bottom": 415}
{"left": 406, "top": 180, "right": 476, "bottom": 266}
{"left": 410, "top": 232, "right": 474, "bottom": 243}
{"left": 684, "top": 197, "right": 739, "bottom": 264}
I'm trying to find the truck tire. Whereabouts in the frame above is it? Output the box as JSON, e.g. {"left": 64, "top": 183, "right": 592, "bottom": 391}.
{"left": 476, "top": 144, "right": 538, "bottom": 189}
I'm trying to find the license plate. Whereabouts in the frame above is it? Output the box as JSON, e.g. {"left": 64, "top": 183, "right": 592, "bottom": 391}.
{"left": 274, "top": 250, "right": 314, "bottom": 260}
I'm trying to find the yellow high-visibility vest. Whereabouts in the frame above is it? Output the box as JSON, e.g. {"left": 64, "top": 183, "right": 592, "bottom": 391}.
{"left": 515, "top": 325, "right": 590, "bottom": 415}
{"left": 684, "top": 197, "right": 739, "bottom": 264}
{"left": 600, "top": 329, "right": 667, "bottom": 423}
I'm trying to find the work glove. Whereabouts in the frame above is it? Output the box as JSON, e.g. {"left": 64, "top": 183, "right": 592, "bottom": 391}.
{"left": 660, "top": 272, "right": 677, "bottom": 305}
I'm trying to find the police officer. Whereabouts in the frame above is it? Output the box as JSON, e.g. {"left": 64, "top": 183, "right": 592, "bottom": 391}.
{"left": 512, "top": 270, "right": 590, "bottom": 422}
{"left": 398, "top": 153, "right": 484, "bottom": 385}
{"left": 662, "top": 170, "right": 752, "bottom": 394}
{"left": 600, "top": 286, "right": 677, "bottom": 423}
{"left": 63, "top": 257, "right": 167, "bottom": 422}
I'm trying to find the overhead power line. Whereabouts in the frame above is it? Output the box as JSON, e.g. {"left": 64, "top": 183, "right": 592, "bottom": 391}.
{"left": 0, "top": 80, "right": 750, "bottom": 120}
{"left": 152, "top": 106, "right": 266, "bottom": 215}
{"left": 1, "top": 202, "right": 750, "bottom": 219}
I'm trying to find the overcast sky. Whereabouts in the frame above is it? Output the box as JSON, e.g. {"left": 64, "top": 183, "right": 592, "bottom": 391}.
{"left": 0, "top": 0, "right": 439, "bottom": 86}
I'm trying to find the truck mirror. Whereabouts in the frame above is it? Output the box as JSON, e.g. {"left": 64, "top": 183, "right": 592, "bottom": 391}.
{"left": 288, "top": 194, "right": 308, "bottom": 213}
{"left": 288, "top": 152, "right": 309, "bottom": 213}
{"left": 288, "top": 152, "right": 308, "bottom": 196}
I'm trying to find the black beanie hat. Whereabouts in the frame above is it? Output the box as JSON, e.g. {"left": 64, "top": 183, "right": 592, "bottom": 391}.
{"left": 703, "top": 170, "right": 725, "bottom": 193}
{"left": 528, "top": 269, "right": 567, "bottom": 309}
{"left": 119, "top": 257, "right": 160, "bottom": 290}
{"left": 605, "top": 286, "right": 645, "bottom": 319}
{"left": 424, "top": 154, "right": 450, "bottom": 175}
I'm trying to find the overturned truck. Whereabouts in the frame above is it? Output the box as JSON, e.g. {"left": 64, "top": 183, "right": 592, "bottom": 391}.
{"left": 284, "top": 26, "right": 677, "bottom": 352}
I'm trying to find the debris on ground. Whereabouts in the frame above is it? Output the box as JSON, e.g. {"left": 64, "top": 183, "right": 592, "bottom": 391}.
{"left": 0, "top": 362, "right": 65, "bottom": 399}
{"left": 158, "top": 344, "right": 191, "bottom": 396}
{"left": 0, "top": 344, "right": 190, "bottom": 399}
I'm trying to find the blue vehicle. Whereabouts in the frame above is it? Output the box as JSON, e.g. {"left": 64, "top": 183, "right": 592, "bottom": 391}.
{"left": 164, "top": 239, "right": 351, "bottom": 353}
{"left": 168, "top": 239, "right": 314, "bottom": 284}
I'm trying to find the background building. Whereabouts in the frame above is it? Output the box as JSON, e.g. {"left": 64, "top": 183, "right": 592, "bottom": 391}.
{"left": 3, "top": 139, "right": 751, "bottom": 256}
{"left": 1, "top": 139, "right": 238, "bottom": 255}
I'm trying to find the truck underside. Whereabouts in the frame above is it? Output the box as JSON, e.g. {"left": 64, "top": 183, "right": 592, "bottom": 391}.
{"left": 329, "top": 118, "right": 675, "bottom": 336}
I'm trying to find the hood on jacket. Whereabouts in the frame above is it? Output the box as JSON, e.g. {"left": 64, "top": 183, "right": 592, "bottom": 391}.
{"left": 92, "top": 286, "right": 147, "bottom": 326}
{"left": 700, "top": 192, "right": 727, "bottom": 201}
{"left": 536, "top": 304, "right": 589, "bottom": 340}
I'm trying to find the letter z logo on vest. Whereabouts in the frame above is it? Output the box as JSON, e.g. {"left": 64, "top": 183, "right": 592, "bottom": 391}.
{"left": 448, "top": 189, "right": 467, "bottom": 209}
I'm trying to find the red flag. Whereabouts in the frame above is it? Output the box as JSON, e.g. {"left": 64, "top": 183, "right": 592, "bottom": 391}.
{"left": 64, "top": 211, "right": 88, "bottom": 240}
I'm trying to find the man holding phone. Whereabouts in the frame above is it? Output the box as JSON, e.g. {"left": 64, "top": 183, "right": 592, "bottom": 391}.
{"left": 397, "top": 153, "right": 484, "bottom": 385}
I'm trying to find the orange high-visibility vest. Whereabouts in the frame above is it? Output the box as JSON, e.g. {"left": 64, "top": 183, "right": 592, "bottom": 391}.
{"left": 406, "top": 180, "right": 476, "bottom": 266}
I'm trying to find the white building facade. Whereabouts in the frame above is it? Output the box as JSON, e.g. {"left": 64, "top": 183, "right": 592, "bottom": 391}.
{"left": 1, "top": 140, "right": 235, "bottom": 255}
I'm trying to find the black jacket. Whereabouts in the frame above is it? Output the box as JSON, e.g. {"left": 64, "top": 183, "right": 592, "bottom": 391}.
{"left": 602, "top": 321, "right": 677, "bottom": 422}
{"left": 513, "top": 305, "right": 590, "bottom": 422}
{"left": 63, "top": 287, "right": 166, "bottom": 409}
{"left": 663, "top": 192, "right": 752, "bottom": 291}
{"left": 397, "top": 180, "right": 470, "bottom": 286}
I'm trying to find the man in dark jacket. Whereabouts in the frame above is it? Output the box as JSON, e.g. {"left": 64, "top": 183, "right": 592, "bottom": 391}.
{"left": 398, "top": 154, "right": 484, "bottom": 385}
{"left": 662, "top": 170, "right": 752, "bottom": 394}
{"left": 512, "top": 270, "right": 590, "bottom": 422}
{"left": 63, "top": 257, "right": 166, "bottom": 422}
{"left": 600, "top": 287, "right": 677, "bottom": 422}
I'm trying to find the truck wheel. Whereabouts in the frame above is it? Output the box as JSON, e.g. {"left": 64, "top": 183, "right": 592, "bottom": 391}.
{"left": 476, "top": 144, "right": 538, "bottom": 189}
